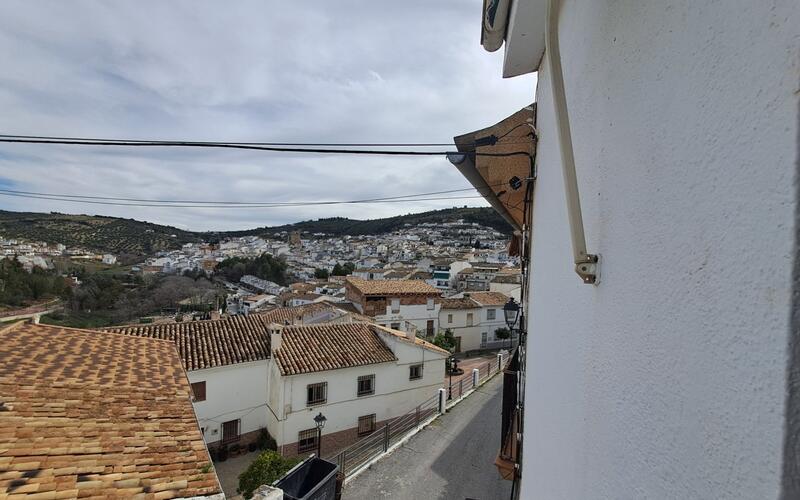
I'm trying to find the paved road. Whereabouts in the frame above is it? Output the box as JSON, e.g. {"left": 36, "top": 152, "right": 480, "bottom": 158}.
{"left": 345, "top": 375, "right": 511, "bottom": 500}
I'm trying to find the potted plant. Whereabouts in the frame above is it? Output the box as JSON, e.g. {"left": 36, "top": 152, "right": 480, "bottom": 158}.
{"left": 229, "top": 443, "right": 241, "bottom": 456}
{"left": 217, "top": 445, "right": 228, "bottom": 462}
{"left": 248, "top": 441, "right": 258, "bottom": 452}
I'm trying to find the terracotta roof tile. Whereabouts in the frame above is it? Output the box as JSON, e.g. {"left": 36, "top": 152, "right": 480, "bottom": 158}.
{"left": 274, "top": 323, "right": 396, "bottom": 375}
{"left": 440, "top": 297, "right": 480, "bottom": 310}
{"left": 100, "top": 314, "right": 272, "bottom": 371}
{"left": 0, "top": 322, "right": 221, "bottom": 498}
{"left": 468, "top": 291, "right": 509, "bottom": 306}
{"left": 346, "top": 277, "right": 441, "bottom": 296}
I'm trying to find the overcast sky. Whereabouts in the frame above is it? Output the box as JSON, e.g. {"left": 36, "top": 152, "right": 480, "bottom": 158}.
{"left": 0, "top": 1, "right": 534, "bottom": 231}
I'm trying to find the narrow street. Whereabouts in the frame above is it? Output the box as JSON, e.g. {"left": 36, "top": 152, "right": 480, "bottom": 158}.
{"left": 345, "top": 374, "right": 511, "bottom": 500}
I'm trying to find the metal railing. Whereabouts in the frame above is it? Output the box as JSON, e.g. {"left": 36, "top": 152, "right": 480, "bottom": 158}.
{"left": 329, "top": 352, "right": 510, "bottom": 479}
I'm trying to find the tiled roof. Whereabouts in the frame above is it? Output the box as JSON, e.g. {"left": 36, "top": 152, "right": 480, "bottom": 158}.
{"left": 440, "top": 297, "right": 480, "bottom": 310}
{"left": 258, "top": 302, "right": 337, "bottom": 324}
{"left": 346, "top": 277, "right": 441, "bottom": 296}
{"left": 468, "top": 291, "right": 509, "bottom": 306}
{"left": 0, "top": 322, "right": 221, "bottom": 498}
{"left": 491, "top": 274, "right": 520, "bottom": 283}
{"left": 101, "top": 314, "right": 273, "bottom": 371}
{"left": 372, "top": 325, "right": 452, "bottom": 356}
{"left": 274, "top": 323, "right": 397, "bottom": 375}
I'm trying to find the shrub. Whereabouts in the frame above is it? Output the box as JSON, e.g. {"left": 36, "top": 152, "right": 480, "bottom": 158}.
{"left": 257, "top": 428, "right": 277, "bottom": 451}
{"left": 238, "top": 450, "right": 301, "bottom": 499}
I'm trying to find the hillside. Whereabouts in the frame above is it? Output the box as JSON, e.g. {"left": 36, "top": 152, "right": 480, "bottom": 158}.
{"left": 0, "top": 206, "right": 511, "bottom": 255}
{"left": 0, "top": 211, "right": 202, "bottom": 256}
{"left": 227, "top": 207, "right": 512, "bottom": 238}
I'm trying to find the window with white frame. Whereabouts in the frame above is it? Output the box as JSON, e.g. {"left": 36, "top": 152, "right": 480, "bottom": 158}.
{"left": 447, "top": 313, "right": 453, "bottom": 324}
{"left": 487, "top": 308, "right": 496, "bottom": 320}
{"left": 391, "top": 298, "right": 400, "bottom": 313}
{"left": 481, "top": 332, "right": 488, "bottom": 346}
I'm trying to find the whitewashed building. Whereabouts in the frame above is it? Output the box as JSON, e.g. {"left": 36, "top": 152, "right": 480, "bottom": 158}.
{"left": 346, "top": 277, "right": 442, "bottom": 336}
{"left": 439, "top": 291, "right": 512, "bottom": 353}
{"left": 453, "top": 0, "right": 799, "bottom": 498}
{"left": 265, "top": 322, "right": 449, "bottom": 457}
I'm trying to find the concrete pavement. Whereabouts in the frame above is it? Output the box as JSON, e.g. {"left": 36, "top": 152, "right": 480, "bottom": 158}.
{"left": 344, "top": 374, "right": 511, "bottom": 500}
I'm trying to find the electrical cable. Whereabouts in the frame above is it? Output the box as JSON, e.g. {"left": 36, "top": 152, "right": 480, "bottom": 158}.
{"left": 0, "top": 190, "right": 485, "bottom": 208}
{"left": 0, "top": 182, "right": 508, "bottom": 206}
{"left": 0, "top": 135, "right": 531, "bottom": 157}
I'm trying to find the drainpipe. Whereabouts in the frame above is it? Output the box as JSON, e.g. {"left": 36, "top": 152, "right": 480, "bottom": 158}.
{"left": 546, "top": 0, "right": 599, "bottom": 284}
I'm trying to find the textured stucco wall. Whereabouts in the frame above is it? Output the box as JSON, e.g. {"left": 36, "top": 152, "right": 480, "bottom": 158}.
{"left": 521, "top": 1, "right": 799, "bottom": 498}
{"left": 188, "top": 360, "right": 269, "bottom": 446}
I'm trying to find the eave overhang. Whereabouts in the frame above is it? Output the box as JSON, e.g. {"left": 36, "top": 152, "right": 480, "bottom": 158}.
{"left": 451, "top": 104, "right": 537, "bottom": 233}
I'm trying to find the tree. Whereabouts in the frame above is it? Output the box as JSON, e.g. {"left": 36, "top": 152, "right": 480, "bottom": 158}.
{"left": 432, "top": 328, "right": 457, "bottom": 353}
{"left": 494, "top": 327, "right": 511, "bottom": 349}
{"left": 314, "top": 268, "right": 329, "bottom": 279}
{"left": 237, "top": 450, "right": 301, "bottom": 499}
{"left": 331, "top": 261, "right": 355, "bottom": 276}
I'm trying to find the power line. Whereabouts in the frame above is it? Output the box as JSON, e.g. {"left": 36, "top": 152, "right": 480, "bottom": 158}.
{"left": 0, "top": 190, "right": 485, "bottom": 208}
{"left": 0, "top": 182, "right": 507, "bottom": 206}
{"left": 0, "top": 135, "right": 532, "bottom": 157}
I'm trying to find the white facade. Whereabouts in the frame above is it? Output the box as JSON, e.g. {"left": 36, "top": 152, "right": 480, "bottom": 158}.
{"left": 187, "top": 360, "right": 269, "bottom": 446}
{"left": 492, "top": 1, "right": 799, "bottom": 498}
{"left": 373, "top": 300, "right": 440, "bottom": 336}
{"left": 266, "top": 329, "right": 447, "bottom": 454}
{"left": 439, "top": 304, "right": 507, "bottom": 352}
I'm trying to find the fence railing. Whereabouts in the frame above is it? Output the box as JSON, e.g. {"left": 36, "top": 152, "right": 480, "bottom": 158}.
{"left": 329, "top": 351, "right": 509, "bottom": 479}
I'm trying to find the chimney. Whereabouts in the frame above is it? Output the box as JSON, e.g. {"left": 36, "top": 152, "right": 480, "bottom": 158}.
{"left": 268, "top": 323, "right": 284, "bottom": 356}
{"left": 406, "top": 326, "right": 416, "bottom": 341}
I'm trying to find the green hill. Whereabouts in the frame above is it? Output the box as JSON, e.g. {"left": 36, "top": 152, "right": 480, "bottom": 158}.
{"left": 0, "top": 211, "right": 202, "bottom": 256}
{"left": 0, "top": 206, "right": 511, "bottom": 256}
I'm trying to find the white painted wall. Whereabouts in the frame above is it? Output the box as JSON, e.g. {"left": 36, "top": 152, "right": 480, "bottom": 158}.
{"left": 187, "top": 360, "right": 269, "bottom": 445}
{"left": 439, "top": 306, "right": 507, "bottom": 352}
{"left": 267, "top": 333, "right": 447, "bottom": 449}
{"left": 374, "top": 303, "right": 440, "bottom": 334}
{"left": 518, "top": 1, "right": 798, "bottom": 498}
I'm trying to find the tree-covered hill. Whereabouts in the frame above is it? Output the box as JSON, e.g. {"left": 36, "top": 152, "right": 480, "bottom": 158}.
{"left": 0, "top": 206, "right": 511, "bottom": 256}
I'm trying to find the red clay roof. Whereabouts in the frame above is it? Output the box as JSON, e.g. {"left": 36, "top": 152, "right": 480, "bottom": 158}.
{"left": 346, "top": 277, "right": 440, "bottom": 296}
{"left": 440, "top": 297, "right": 480, "bottom": 310}
{"left": 0, "top": 322, "right": 220, "bottom": 498}
{"left": 101, "top": 314, "right": 273, "bottom": 371}
{"left": 468, "top": 291, "right": 509, "bottom": 306}
{"left": 274, "top": 323, "right": 397, "bottom": 375}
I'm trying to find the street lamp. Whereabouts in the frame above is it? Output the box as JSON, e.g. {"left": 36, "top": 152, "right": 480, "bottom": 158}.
{"left": 503, "top": 298, "right": 521, "bottom": 349}
{"left": 313, "top": 412, "right": 326, "bottom": 458}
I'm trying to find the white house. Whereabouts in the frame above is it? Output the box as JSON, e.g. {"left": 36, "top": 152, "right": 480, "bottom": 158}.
{"left": 265, "top": 322, "right": 449, "bottom": 457}
{"left": 439, "top": 291, "right": 511, "bottom": 353}
{"left": 453, "top": 0, "right": 799, "bottom": 498}
{"left": 345, "top": 277, "right": 442, "bottom": 336}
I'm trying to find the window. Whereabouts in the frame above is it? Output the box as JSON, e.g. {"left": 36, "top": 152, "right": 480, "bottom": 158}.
{"left": 447, "top": 313, "right": 453, "bottom": 324}
{"left": 391, "top": 298, "right": 400, "bottom": 313}
{"left": 358, "top": 374, "right": 375, "bottom": 396}
{"left": 481, "top": 332, "right": 488, "bottom": 346}
{"left": 191, "top": 381, "right": 206, "bottom": 402}
{"left": 391, "top": 322, "right": 401, "bottom": 330}
{"left": 487, "top": 308, "right": 496, "bottom": 320}
{"left": 358, "top": 414, "right": 376, "bottom": 436}
{"left": 297, "top": 428, "right": 318, "bottom": 453}
{"left": 427, "top": 298, "right": 435, "bottom": 310}
{"left": 221, "top": 419, "right": 240, "bottom": 444}
{"left": 426, "top": 320, "right": 434, "bottom": 335}
{"left": 409, "top": 364, "right": 423, "bottom": 380}
{"left": 467, "top": 313, "right": 474, "bottom": 327}
{"left": 307, "top": 382, "right": 327, "bottom": 406}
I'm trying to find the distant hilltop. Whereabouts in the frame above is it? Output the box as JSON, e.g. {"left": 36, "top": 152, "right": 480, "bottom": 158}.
{"left": 0, "top": 207, "right": 511, "bottom": 257}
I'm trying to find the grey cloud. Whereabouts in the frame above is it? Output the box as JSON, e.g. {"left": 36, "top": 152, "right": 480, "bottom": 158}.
{"left": 0, "top": 0, "right": 535, "bottom": 231}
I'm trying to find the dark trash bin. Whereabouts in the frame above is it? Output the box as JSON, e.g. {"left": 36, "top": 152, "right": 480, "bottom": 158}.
{"left": 274, "top": 457, "right": 339, "bottom": 500}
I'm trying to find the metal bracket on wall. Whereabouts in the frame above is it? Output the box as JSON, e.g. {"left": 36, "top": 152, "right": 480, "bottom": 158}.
{"left": 546, "top": 0, "right": 599, "bottom": 285}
